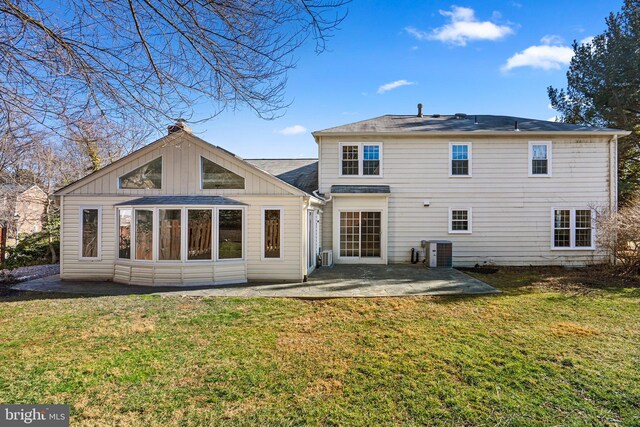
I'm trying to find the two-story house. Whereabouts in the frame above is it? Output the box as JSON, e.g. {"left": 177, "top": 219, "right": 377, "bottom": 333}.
{"left": 54, "top": 110, "right": 628, "bottom": 286}
{"left": 314, "top": 108, "right": 629, "bottom": 267}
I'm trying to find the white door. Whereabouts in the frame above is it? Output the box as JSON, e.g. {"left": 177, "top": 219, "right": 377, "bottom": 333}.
{"left": 307, "top": 211, "right": 315, "bottom": 273}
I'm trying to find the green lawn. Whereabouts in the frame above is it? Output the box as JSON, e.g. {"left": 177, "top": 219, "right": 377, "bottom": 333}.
{"left": 0, "top": 268, "right": 639, "bottom": 426}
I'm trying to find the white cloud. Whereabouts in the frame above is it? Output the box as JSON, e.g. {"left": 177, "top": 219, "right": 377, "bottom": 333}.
{"left": 580, "top": 36, "right": 594, "bottom": 45}
{"left": 501, "top": 35, "right": 573, "bottom": 71}
{"left": 377, "top": 79, "right": 415, "bottom": 94}
{"left": 277, "top": 125, "right": 307, "bottom": 136}
{"left": 406, "top": 6, "right": 513, "bottom": 46}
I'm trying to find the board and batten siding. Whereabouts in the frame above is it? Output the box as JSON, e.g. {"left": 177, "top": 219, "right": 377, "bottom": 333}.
{"left": 318, "top": 135, "right": 614, "bottom": 266}
{"left": 64, "top": 134, "right": 293, "bottom": 196}
{"left": 60, "top": 195, "right": 305, "bottom": 283}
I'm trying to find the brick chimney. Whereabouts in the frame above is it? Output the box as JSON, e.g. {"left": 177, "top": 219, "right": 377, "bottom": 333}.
{"left": 417, "top": 103, "right": 423, "bottom": 118}
{"left": 168, "top": 118, "right": 192, "bottom": 135}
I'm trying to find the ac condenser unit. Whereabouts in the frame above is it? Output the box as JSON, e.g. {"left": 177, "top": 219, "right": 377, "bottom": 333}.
{"left": 426, "top": 240, "right": 453, "bottom": 268}
{"left": 321, "top": 250, "right": 333, "bottom": 267}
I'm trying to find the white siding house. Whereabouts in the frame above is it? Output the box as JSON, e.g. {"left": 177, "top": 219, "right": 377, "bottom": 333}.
{"left": 55, "top": 127, "right": 323, "bottom": 286}
{"left": 56, "top": 111, "right": 629, "bottom": 286}
{"left": 313, "top": 111, "right": 629, "bottom": 267}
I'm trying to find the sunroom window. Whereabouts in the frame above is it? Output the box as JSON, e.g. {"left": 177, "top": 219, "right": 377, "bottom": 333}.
{"left": 119, "top": 157, "right": 162, "bottom": 189}
{"left": 159, "top": 209, "right": 181, "bottom": 261}
{"left": 218, "top": 209, "right": 243, "bottom": 259}
{"left": 188, "top": 209, "right": 212, "bottom": 260}
{"left": 135, "top": 209, "right": 153, "bottom": 260}
{"left": 201, "top": 157, "right": 245, "bottom": 189}
{"left": 118, "top": 209, "right": 131, "bottom": 259}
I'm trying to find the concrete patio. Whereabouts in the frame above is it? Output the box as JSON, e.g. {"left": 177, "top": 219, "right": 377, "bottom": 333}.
{"left": 11, "top": 264, "right": 499, "bottom": 298}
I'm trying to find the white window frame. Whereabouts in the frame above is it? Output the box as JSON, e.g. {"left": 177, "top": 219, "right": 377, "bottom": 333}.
{"left": 529, "top": 141, "right": 552, "bottom": 177}
{"left": 261, "top": 207, "right": 284, "bottom": 261}
{"left": 216, "top": 207, "right": 246, "bottom": 262}
{"left": 449, "top": 142, "right": 472, "bottom": 177}
{"left": 550, "top": 208, "right": 595, "bottom": 250}
{"left": 79, "top": 206, "right": 102, "bottom": 261}
{"left": 448, "top": 208, "right": 472, "bottom": 234}
{"left": 199, "top": 155, "right": 246, "bottom": 190}
{"left": 113, "top": 205, "right": 247, "bottom": 264}
{"left": 338, "top": 142, "right": 383, "bottom": 178}
{"left": 116, "top": 208, "right": 133, "bottom": 260}
{"left": 117, "top": 155, "right": 164, "bottom": 190}
{"left": 185, "top": 207, "right": 215, "bottom": 263}
{"left": 337, "top": 209, "right": 383, "bottom": 259}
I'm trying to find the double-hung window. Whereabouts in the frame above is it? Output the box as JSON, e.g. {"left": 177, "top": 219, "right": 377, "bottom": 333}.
{"left": 449, "top": 208, "right": 472, "bottom": 234}
{"left": 529, "top": 141, "right": 552, "bottom": 176}
{"left": 552, "top": 208, "right": 595, "bottom": 249}
{"left": 340, "top": 143, "right": 382, "bottom": 176}
{"left": 450, "top": 143, "right": 471, "bottom": 176}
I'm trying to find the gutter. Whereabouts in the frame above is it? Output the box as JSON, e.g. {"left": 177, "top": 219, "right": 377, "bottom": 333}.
{"left": 311, "top": 130, "right": 632, "bottom": 138}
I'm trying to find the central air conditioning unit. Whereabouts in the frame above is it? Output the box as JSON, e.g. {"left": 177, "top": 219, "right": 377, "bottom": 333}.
{"left": 426, "top": 240, "right": 453, "bottom": 268}
{"left": 321, "top": 250, "right": 333, "bottom": 267}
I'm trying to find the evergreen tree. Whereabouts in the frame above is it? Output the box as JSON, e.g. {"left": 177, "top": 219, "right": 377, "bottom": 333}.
{"left": 548, "top": 0, "right": 640, "bottom": 204}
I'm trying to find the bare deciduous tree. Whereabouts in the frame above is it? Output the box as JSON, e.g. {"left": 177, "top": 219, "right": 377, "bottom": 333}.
{"left": 596, "top": 198, "right": 640, "bottom": 275}
{"left": 0, "top": 0, "right": 348, "bottom": 131}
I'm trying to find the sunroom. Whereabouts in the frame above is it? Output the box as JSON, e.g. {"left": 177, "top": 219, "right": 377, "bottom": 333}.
{"left": 105, "top": 196, "right": 247, "bottom": 286}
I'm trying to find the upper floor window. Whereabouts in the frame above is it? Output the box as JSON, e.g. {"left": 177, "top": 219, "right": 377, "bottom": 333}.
{"left": 119, "top": 157, "right": 162, "bottom": 189}
{"left": 450, "top": 143, "right": 471, "bottom": 177}
{"left": 529, "top": 141, "right": 552, "bottom": 177}
{"left": 201, "top": 156, "right": 245, "bottom": 189}
{"left": 552, "top": 208, "right": 594, "bottom": 249}
{"left": 340, "top": 143, "right": 382, "bottom": 177}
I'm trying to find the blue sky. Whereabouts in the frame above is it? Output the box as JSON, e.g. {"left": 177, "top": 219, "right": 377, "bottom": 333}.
{"left": 188, "top": 0, "right": 619, "bottom": 159}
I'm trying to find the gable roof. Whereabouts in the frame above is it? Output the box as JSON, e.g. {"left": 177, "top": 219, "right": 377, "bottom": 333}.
{"left": 245, "top": 159, "right": 318, "bottom": 195}
{"left": 313, "top": 114, "right": 630, "bottom": 136}
{"left": 54, "top": 131, "right": 311, "bottom": 197}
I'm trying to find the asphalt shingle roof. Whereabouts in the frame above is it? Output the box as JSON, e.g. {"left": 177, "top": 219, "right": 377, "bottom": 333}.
{"left": 314, "top": 114, "right": 625, "bottom": 134}
{"left": 245, "top": 159, "right": 318, "bottom": 195}
{"left": 115, "top": 196, "right": 246, "bottom": 206}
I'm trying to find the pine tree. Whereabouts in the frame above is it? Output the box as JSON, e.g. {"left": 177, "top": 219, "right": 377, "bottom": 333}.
{"left": 548, "top": 0, "right": 640, "bottom": 204}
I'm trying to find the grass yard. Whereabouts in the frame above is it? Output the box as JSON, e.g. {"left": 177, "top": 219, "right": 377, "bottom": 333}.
{"left": 0, "top": 268, "right": 639, "bottom": 426}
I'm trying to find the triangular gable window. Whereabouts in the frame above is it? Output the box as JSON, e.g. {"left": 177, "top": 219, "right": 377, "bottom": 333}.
{"left": 201, "top": 157, "right": 245, "bottom": 189}
{"left": 119, "top": 157, "right": 162, "bottom": 189}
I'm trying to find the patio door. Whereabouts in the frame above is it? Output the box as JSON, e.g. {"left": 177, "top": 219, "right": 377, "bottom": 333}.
{"left": 339, "top": 211, "right": 381, "bottom": 259}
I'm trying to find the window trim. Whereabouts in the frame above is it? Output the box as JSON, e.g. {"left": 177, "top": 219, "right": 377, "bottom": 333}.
{"left": 448, "top": 208, "right": 472, "bottom": 234}
{"left": 79, "top": 206, "right": 102, "bottom": 261}
{"left": 261, "top": 207, "right": 284, "bottom": 261}
{"left": 215, "top": 207, "right": 246, "bottom": 262}
{"left": 113, "top": 205, "right": 246, "bottom": 264}
{"left": 449, "top": 142, "right": 472, "bottom": 177}
{"left": 338, "top": 142, "right": 383, "bottom": 178}
{"left": 337, "top": 209, "right": 383, "bottom": 259}
{"left": 117, "top": 208, "right": 132, "bottom": 260}
{"left": 529, "top": 141, "right": 552, "bottom": 177}
{"left": 199, "top": 155, "right": 246, "bottom": 190}
{"left": 550, "top": 208, "right": 595, "bottom": 250}
{"left": 117, "top": 155, "right": 164, "bottom": 190}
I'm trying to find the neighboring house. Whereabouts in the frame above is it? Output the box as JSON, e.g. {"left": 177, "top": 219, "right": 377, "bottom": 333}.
{"left": 55, "top": 109, "right": 629, "bottom": 286}
{"left": 0, "top": 184, "right": 48, "bottom": 241}
{"left": 313, "top": 108, "right": 629, "bottom": 266}
{"left": 54, "top": 124, "right": 324, "bottom": 285}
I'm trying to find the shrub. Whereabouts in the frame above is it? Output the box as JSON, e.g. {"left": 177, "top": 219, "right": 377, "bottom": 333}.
{"left": 4, "top": 231, "right": 60, "bottom": 269}
{"left": 596, "top": 198, "right": 640, "bottom": 275}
